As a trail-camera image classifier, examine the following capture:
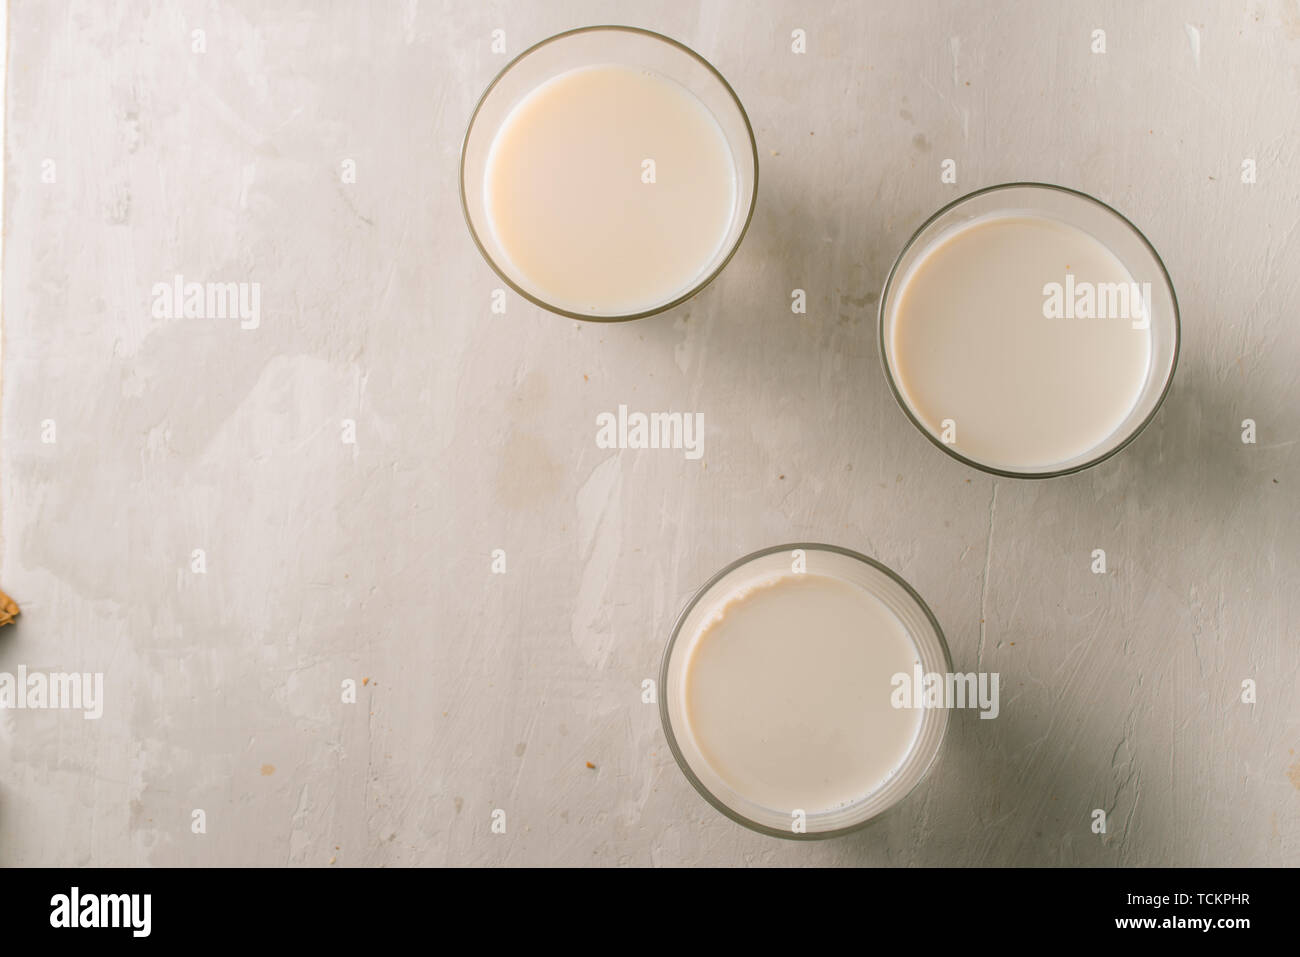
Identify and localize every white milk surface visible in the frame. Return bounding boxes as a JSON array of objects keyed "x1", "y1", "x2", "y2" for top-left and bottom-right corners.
[
  {"x1": 484, "y1": 64, "x2": 737, "y2": 315},
  {"x1": 891, "y1": 215, "x2": 1153, "y2": 470},
  {"x1": 683, "y1": 573, "x2": 923, "y2": 814}
]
